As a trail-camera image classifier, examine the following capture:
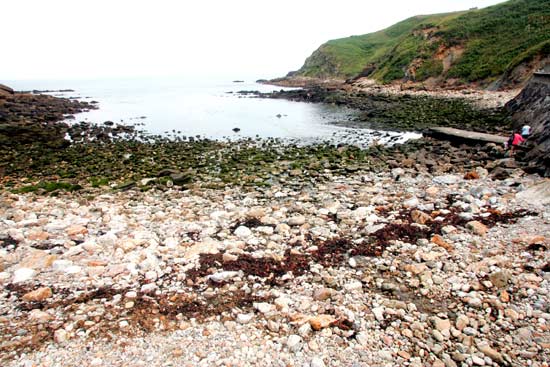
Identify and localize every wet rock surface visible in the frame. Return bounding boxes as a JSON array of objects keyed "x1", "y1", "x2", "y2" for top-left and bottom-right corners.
[
  {"x1": 0, "y1": 88, "x2": 96, "y2": 147},
  {"x1": 0, "y1": 133, "x2": 530, "y2": 195},
  {"x1": 253, "y1": 86, "x2": 513, "y2": 134}
]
